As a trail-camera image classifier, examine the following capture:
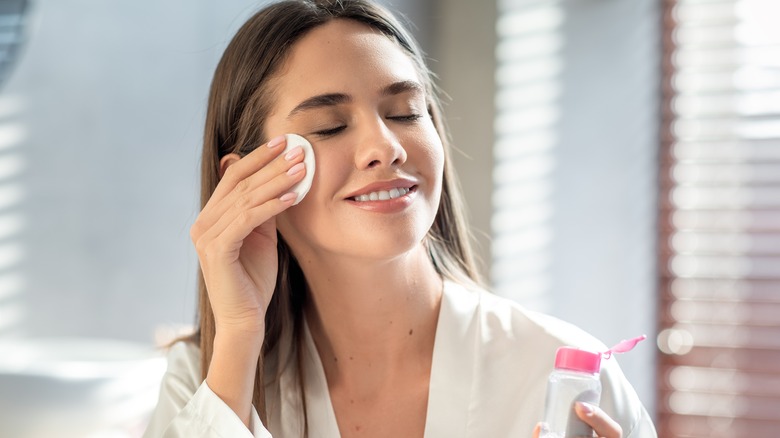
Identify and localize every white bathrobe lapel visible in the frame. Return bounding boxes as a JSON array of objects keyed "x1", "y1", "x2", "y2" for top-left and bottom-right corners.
[
  {"x1": 279, "y1": 281, "x2": 480, "y2": 437},
  {"x1": 423, "y1": 281, "x2": 480, "y2": 437}
]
